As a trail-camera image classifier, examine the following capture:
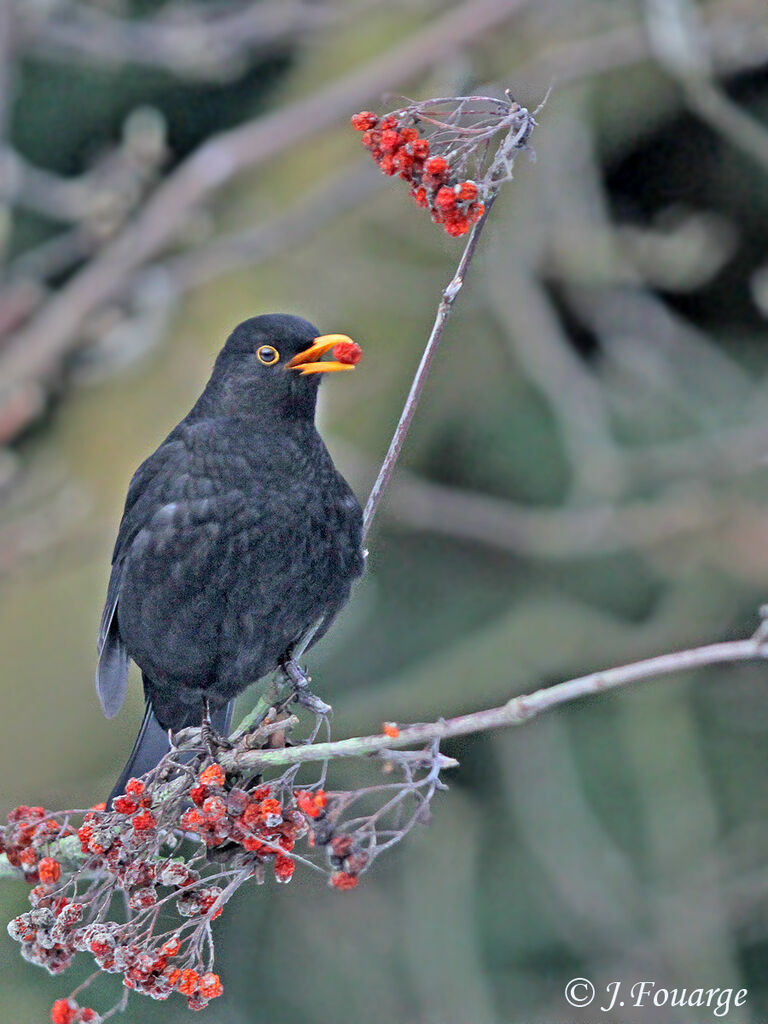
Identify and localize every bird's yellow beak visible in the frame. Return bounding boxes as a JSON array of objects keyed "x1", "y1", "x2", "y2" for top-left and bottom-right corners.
[{"x1": 287, "y1": 334, "x2": 357, "y2": 376}]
